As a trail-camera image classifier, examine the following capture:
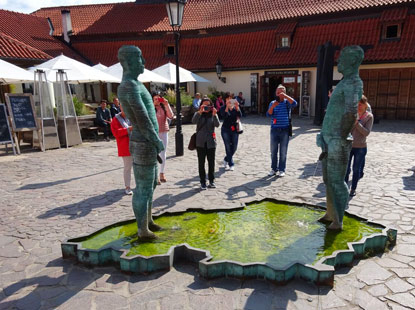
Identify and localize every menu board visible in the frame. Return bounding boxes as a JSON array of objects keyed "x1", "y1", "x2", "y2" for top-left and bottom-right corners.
[
  {"x1": 0, "y1": 104, "x2": 12, "y2": 143},
  {"x1": 5, "y1": 94, "x2": 37, "y2": 131}
]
